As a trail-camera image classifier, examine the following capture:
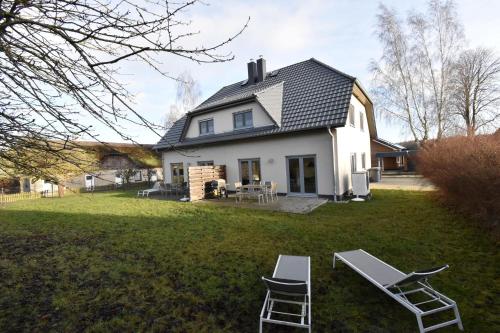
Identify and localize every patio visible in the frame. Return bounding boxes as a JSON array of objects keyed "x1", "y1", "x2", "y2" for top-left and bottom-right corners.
[
  {"x1": 203, "y1": 195, "x2": 329, "y2": 214},
  {"x1": 137, "y1": 178, "x2": 328, "y2": 214}
]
